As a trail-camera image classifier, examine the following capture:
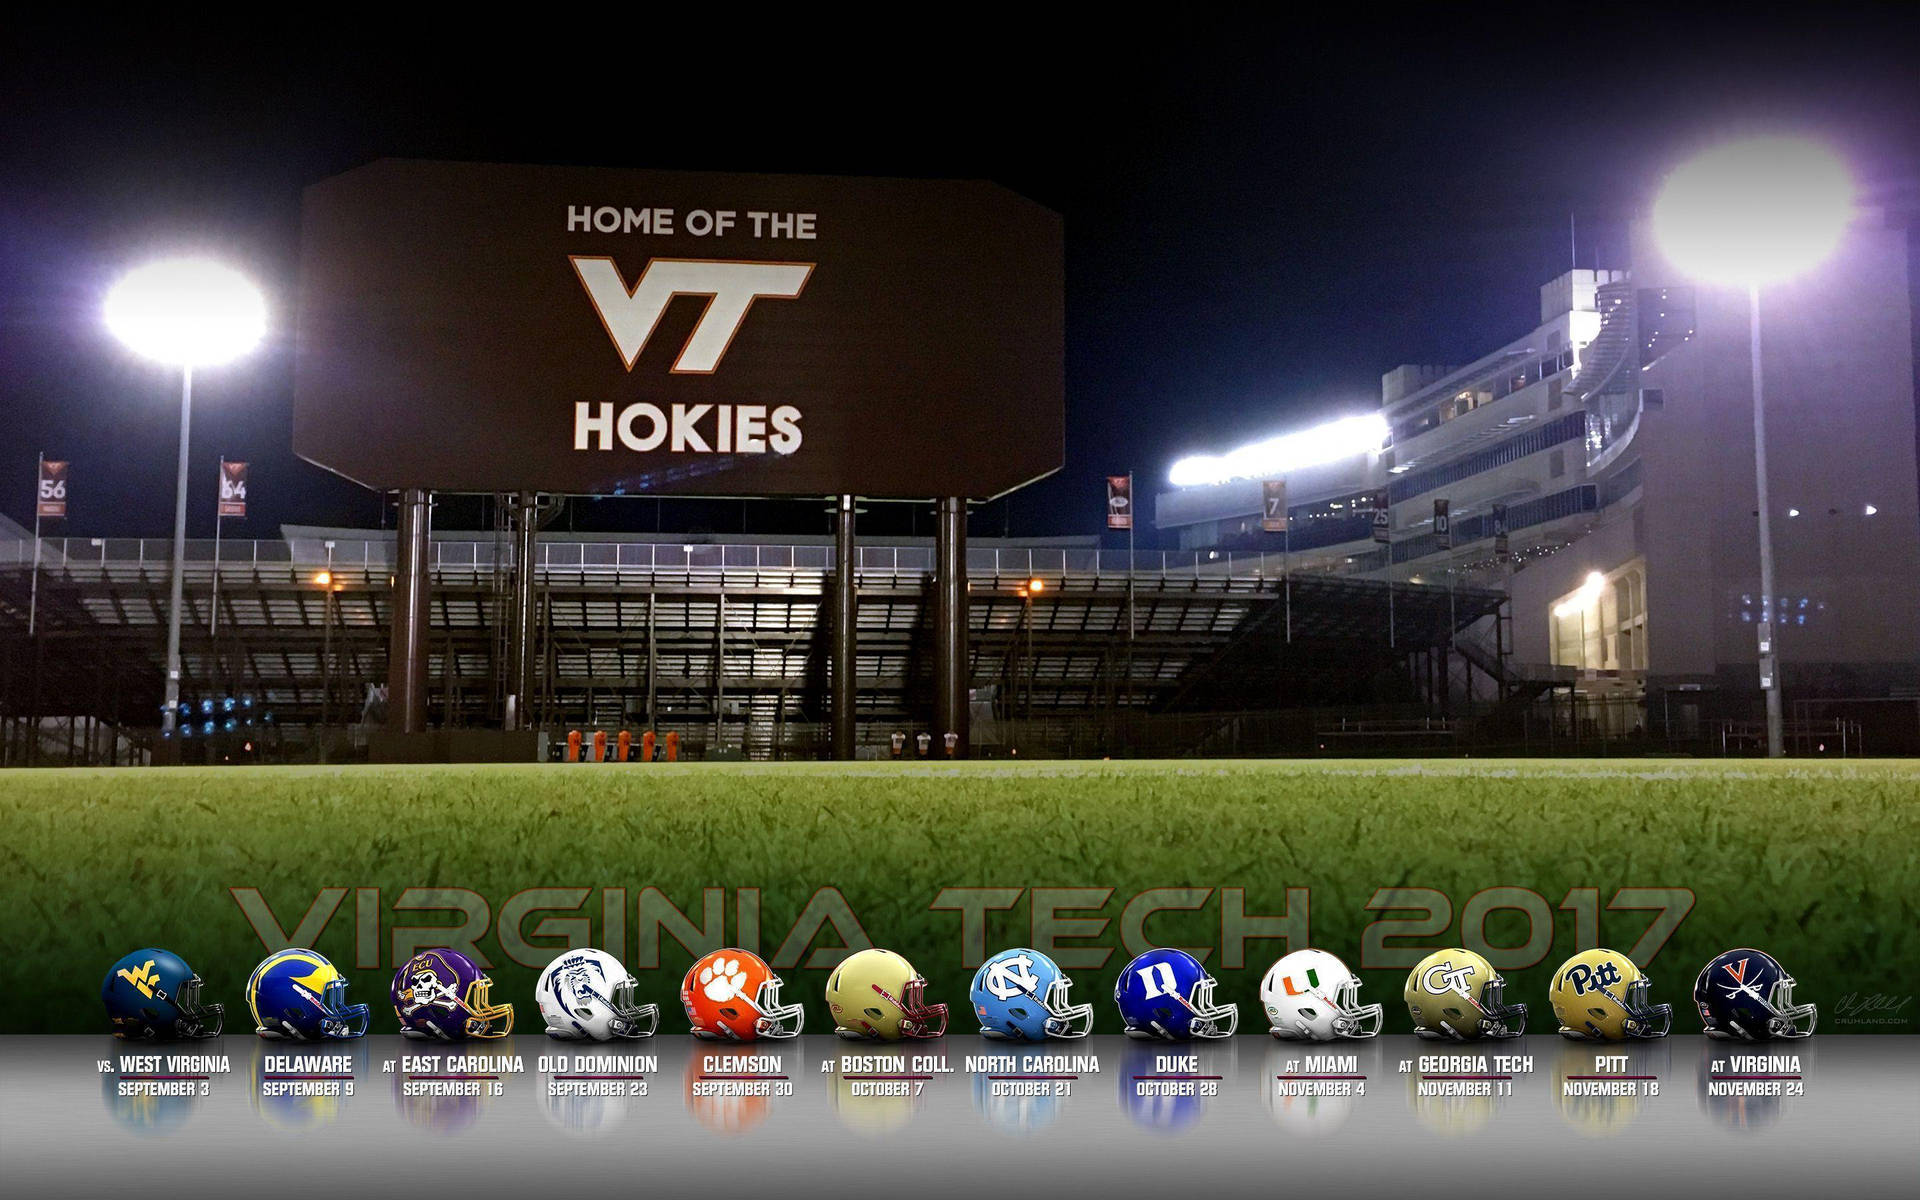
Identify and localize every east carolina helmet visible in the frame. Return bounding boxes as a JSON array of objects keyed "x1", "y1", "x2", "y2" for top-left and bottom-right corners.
[
  {"x1": 102, "y1": 948, "x2": 224, "y2": 1040},
  {"x1": 826, "y1": 948, "x2": 948, "y2": 1040},
  {"x1": 1114, "y1": 947, "x2": 1238, "y2": 1040},
  {"x1": 247, "y1": 948, "x2": 370, "y2": 1040},
  {"x1": 537, "y1": 948, "x2": 658, "y2": 1040},
  {"x1": 392, "y1": 947, "x2": 514, "y2": 1040},
  {"x1": 1404, "y1": 948, "x2": 1526, "y2": 1040},
  {"x1": 681, "y1": 948, "x2": 804, "y2": 1040},
  {"x1": 1262, "y1": 948, "x2": 1381, "y2": 1040},
  {"x1": 1548, "y1": 947, "x2": 1671, "y2": 1040},
  {"x1": 970, "y1": 947, "x2": 1093, "y2": 1040},
  {"x1": 1694, "y1": 948, "x2": 1815, "y2": 1041}
]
